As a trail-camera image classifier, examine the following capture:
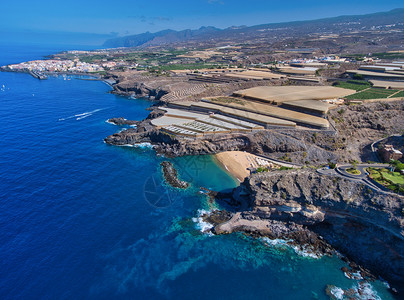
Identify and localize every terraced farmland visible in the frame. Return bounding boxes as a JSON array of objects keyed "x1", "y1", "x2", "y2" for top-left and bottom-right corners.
[
  {"x1": 161, "y1": 83, "x2": 208, "y2": 102},
  {"x1": 155, "y1": 106, "x2": 264, "y2": 137},
  {"x1": 345, "y1": 88, "x2": 399, "y2": 100},
  {"x1": 333, "y1": 80, "x2": 371, "y2": 91}
]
